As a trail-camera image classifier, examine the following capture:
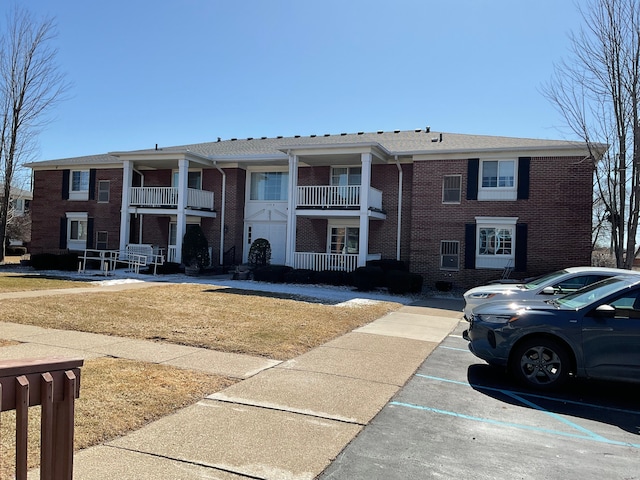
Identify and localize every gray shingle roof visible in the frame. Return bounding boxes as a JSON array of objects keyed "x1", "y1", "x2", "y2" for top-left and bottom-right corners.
[{"x1": 27, "y1": 130, "x2": 589, "y2": 168}]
